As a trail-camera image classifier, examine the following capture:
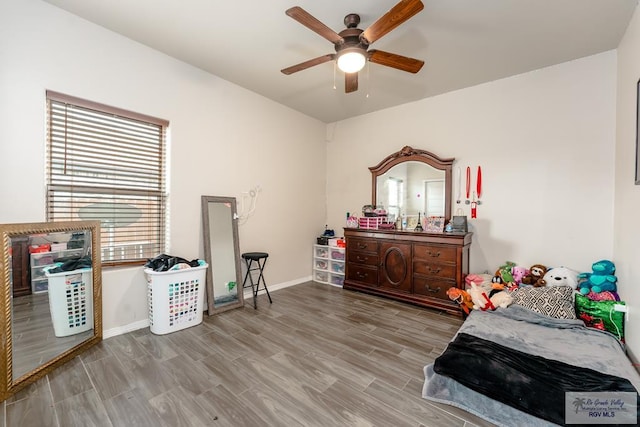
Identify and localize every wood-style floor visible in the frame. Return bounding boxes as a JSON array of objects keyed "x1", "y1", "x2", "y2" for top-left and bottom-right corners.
[
  {"x1": 12, "y1": 292, "x2": 94, "y2": 380},
  {"x1": 2, "y1": 282, "x2": 495, "y2": 427}
]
